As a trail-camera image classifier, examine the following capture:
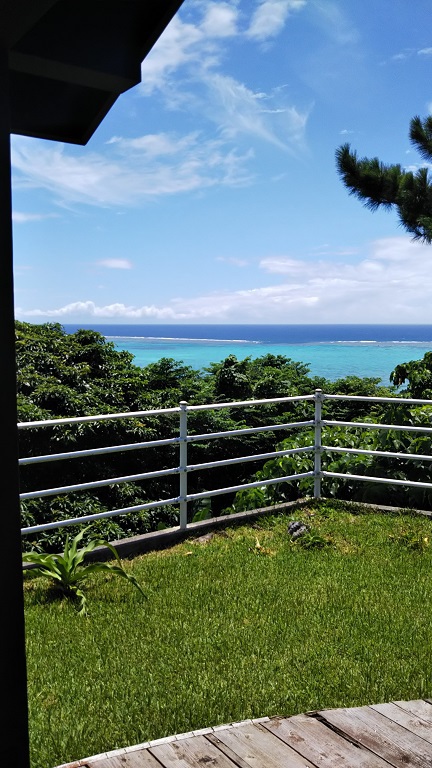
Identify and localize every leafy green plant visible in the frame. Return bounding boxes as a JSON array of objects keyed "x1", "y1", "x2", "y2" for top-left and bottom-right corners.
[
  {"x1": 292, "y1": 530, "x2": 333, "y2": 549},
  {"x1": 191, "y1": 499, "x2": 213, "y2": 523},
  {"x1": 22, "y1": 526, "x2": 146, "y2": 615}
]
